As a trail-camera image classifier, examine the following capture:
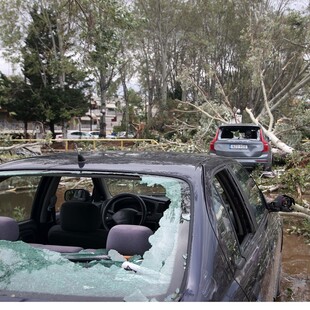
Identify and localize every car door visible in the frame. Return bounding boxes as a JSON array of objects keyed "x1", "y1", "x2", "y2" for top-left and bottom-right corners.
[
  {"x1": 228, "y1": 162, "x2": 282, "y2": 300},
  {"x1": 209, "y1": 163, "x2": 281, "y2": 301}
]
